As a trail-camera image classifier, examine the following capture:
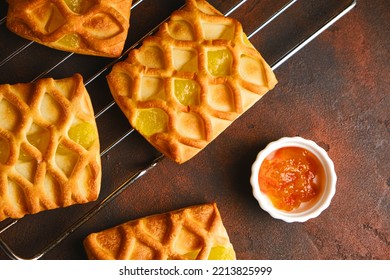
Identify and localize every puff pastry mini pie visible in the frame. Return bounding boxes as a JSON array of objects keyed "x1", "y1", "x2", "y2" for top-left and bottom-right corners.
[
  {"x1": 0, "y1": 74, "x2": 101, "y2": 221},
  {"x1": 6, "y1": 0, "x2": 133, "y2": 57},
  {"x1": 107, "y1": 0, "x2": 278, "y2": 163},
  {"x1": 83, "y1": 203, "x2": 236, "y2": 260}
]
